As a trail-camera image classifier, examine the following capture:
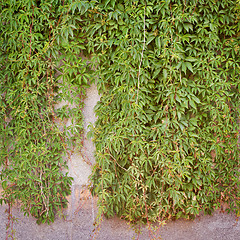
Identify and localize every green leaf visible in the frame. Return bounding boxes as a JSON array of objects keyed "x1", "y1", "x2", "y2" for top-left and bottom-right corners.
[
  {"x1": 186, "y1": 62, "x2": 193, "y2": 73},
  {"x1": 2, "y1": 181, "x2": 7, "y2": 190},
  {"x1": 163, "y1": 69, "x2": 168, "y2": 79},
  {"x1": 146, "y1": 35, "x2": 155, "y2": 45},
  {"x1": 182, "y1": 62, "x2": 187, "y2": 74},
  {"x1": 185, "y1": 57, "x2": 197, "y2": 62}
]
